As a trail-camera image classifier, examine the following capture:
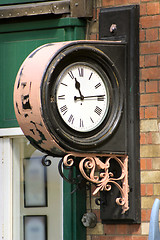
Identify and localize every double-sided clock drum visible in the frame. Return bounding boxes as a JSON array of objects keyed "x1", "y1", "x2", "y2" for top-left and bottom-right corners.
[{"x1": 14, "y1": 41, "x2": 125, "y2": 156}]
